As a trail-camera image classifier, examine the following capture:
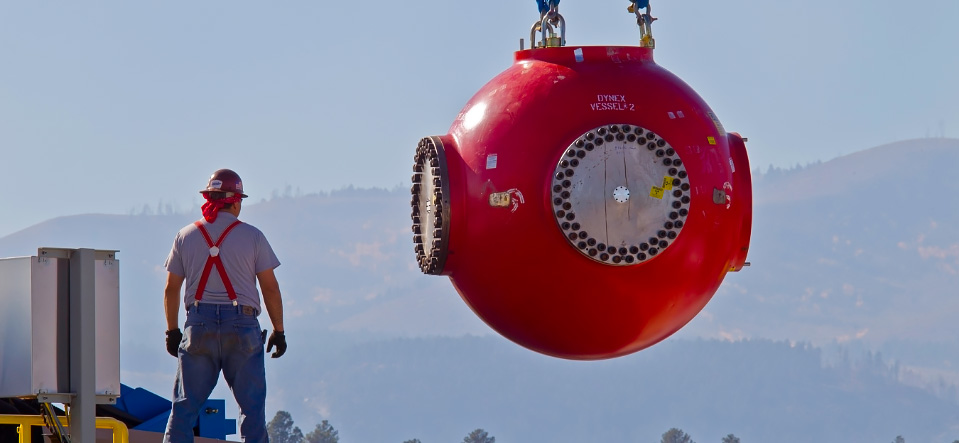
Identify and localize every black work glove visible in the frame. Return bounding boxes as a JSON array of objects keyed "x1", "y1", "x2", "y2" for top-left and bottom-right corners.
[
  {"x1": 166, "y1": 328, "x2": 183, "y2": 357},
  {"x1": 266, "y1": 330, "x2": 287, "y2": 358}
]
